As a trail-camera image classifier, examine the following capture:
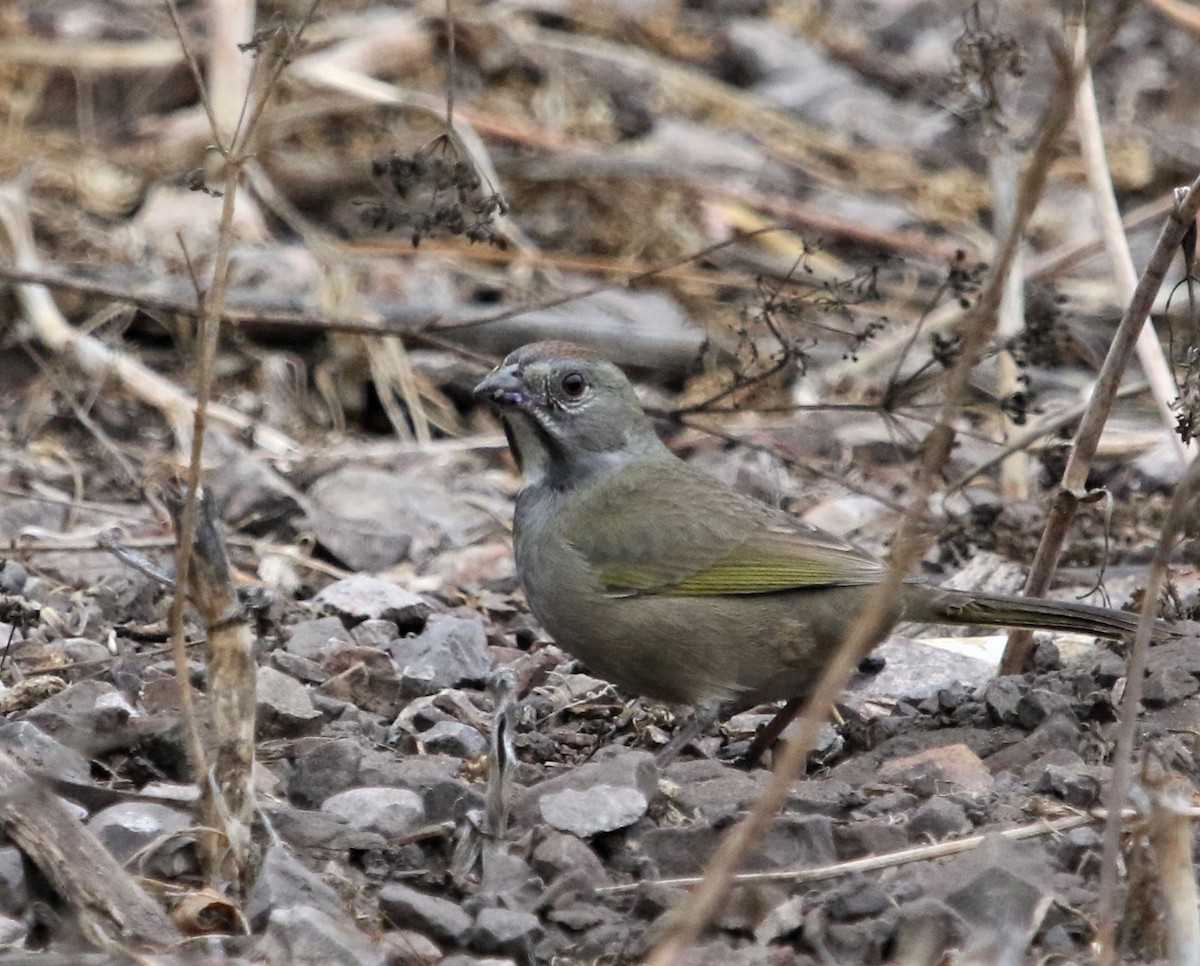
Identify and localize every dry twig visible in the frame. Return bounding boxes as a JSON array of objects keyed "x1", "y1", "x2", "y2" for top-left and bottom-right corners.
[{"x1": 1002, "y1": 173, "x2": 1200, "y2": 673}]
